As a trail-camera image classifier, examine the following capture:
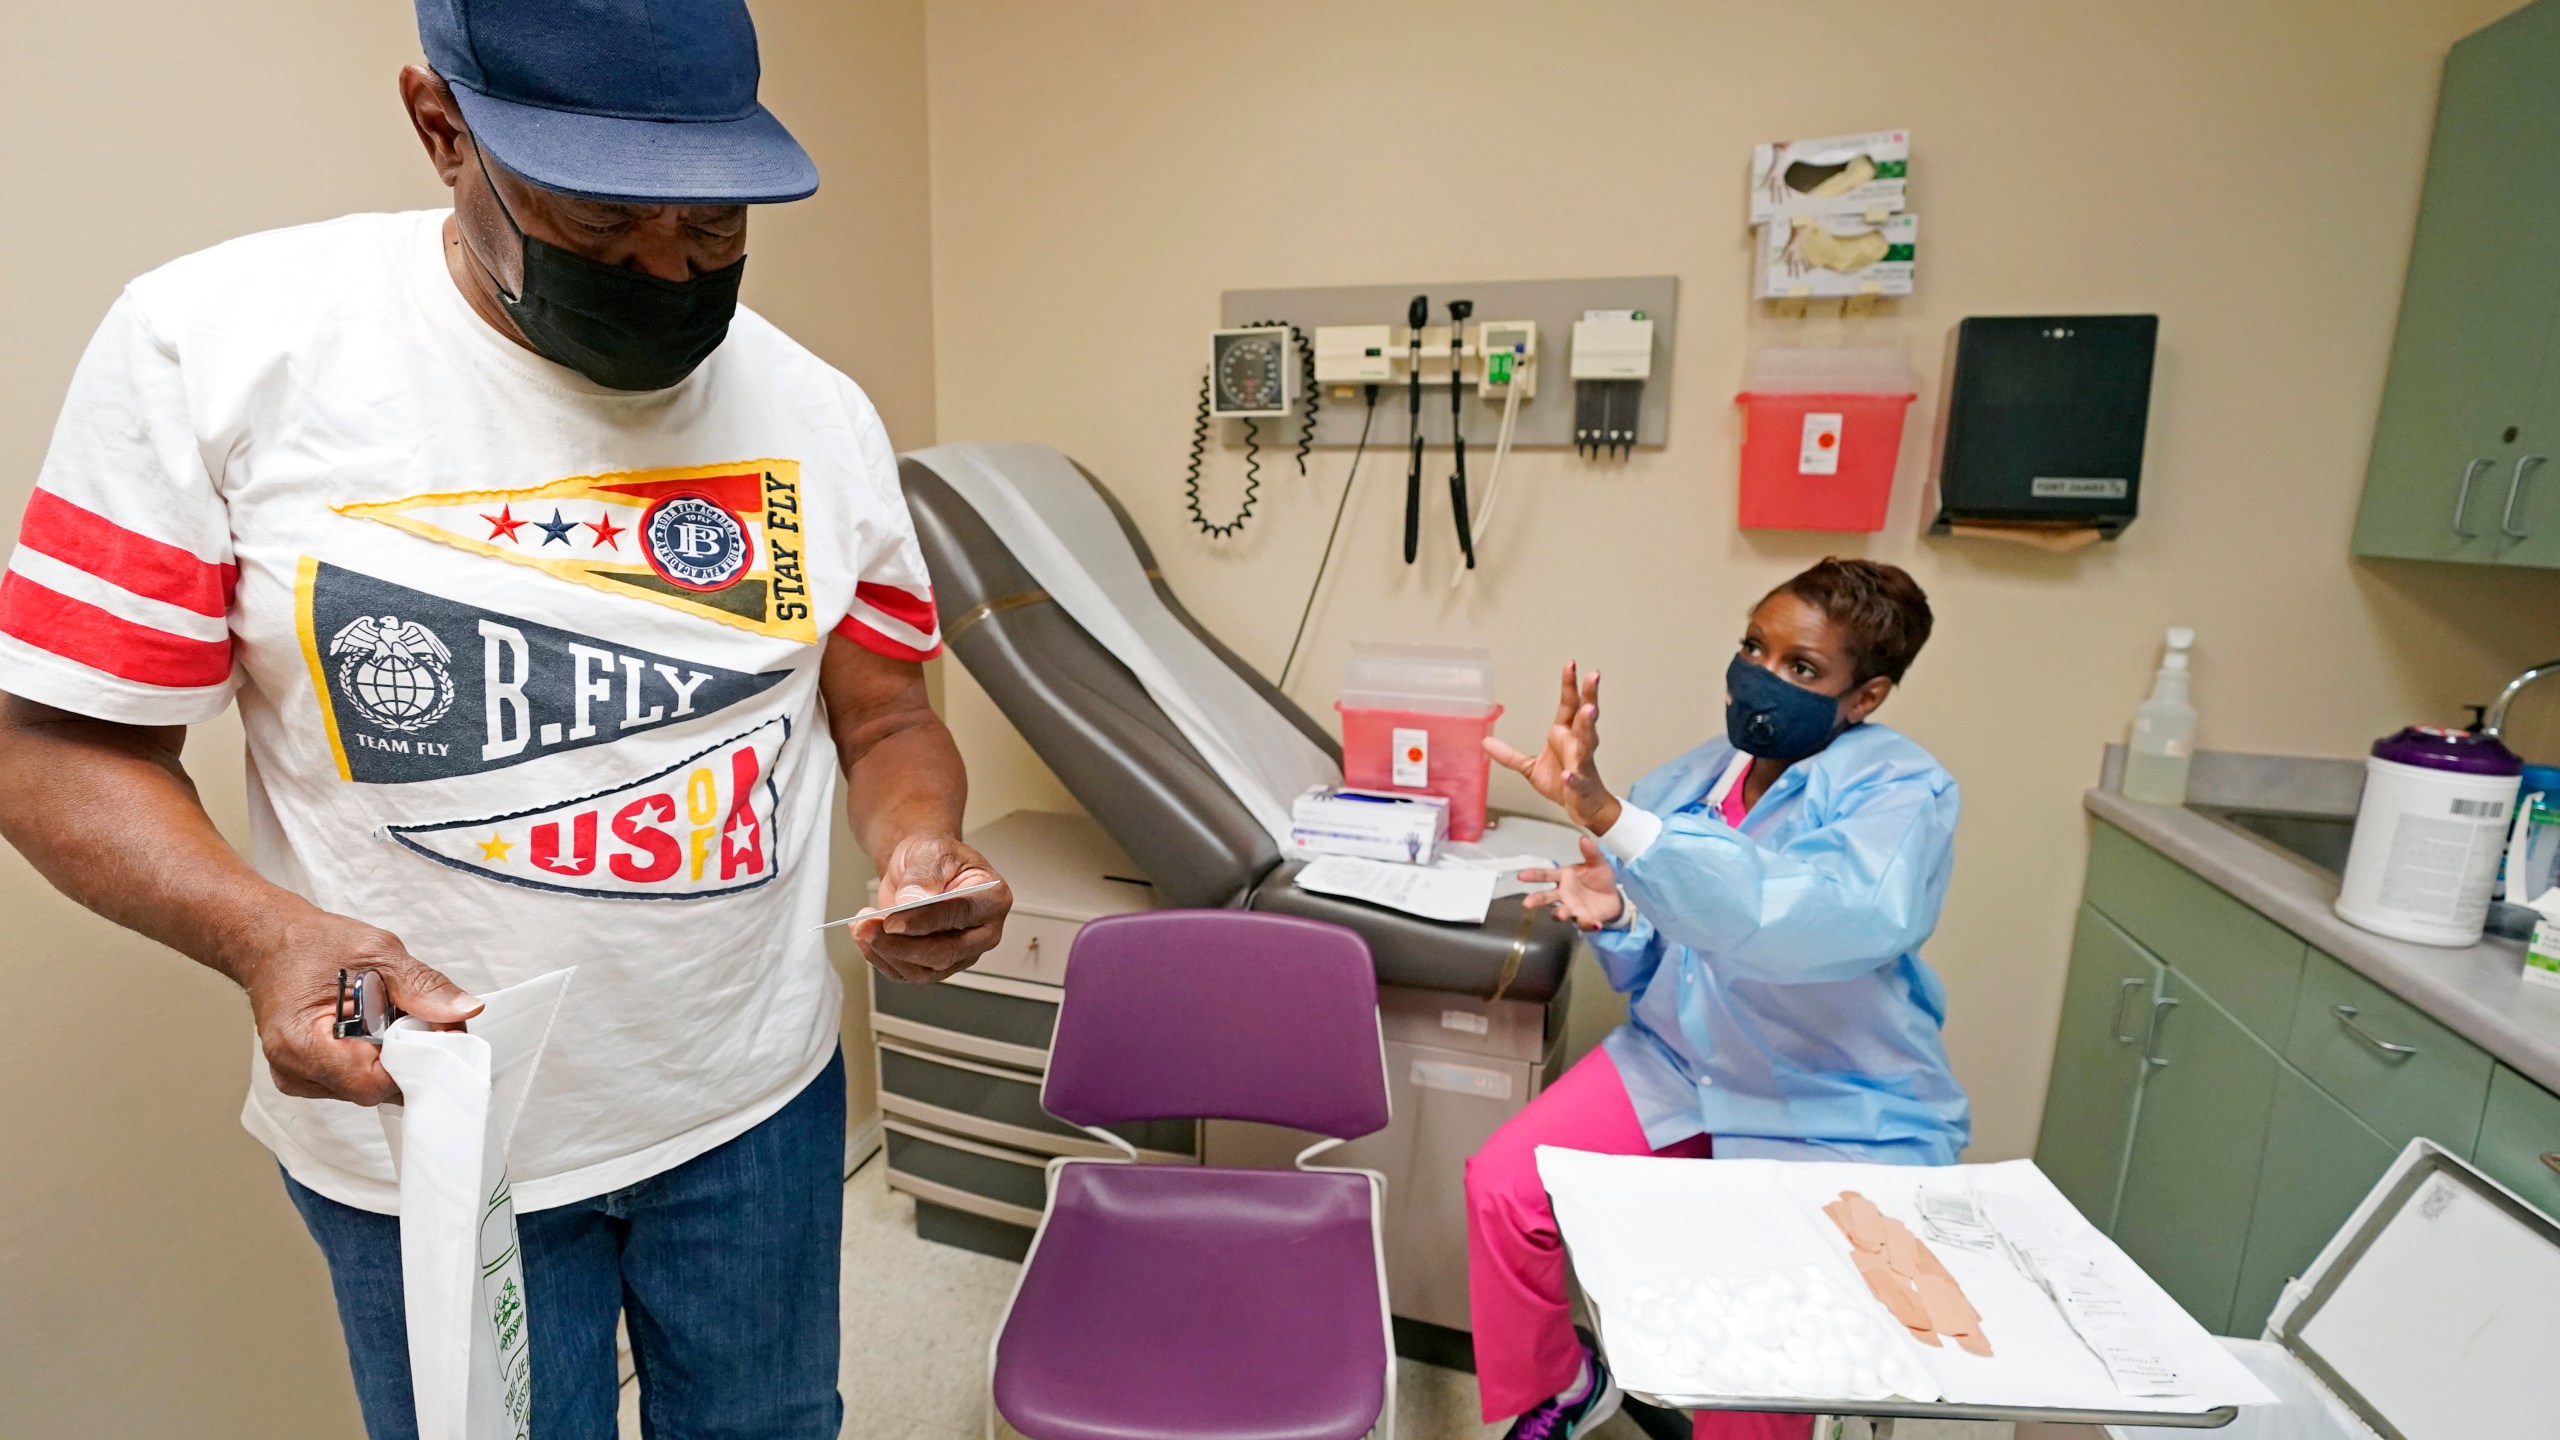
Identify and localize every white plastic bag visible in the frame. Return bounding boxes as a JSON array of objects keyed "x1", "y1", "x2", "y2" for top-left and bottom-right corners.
[{"x1": 377, "y1": 969, "x2": 574, "y2": 1440}]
